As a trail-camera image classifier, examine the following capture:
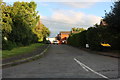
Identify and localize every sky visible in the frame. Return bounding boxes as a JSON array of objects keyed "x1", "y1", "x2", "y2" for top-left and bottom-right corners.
[{"x1": 3, "y1": 0, "x2": 115, "y2": 37}]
